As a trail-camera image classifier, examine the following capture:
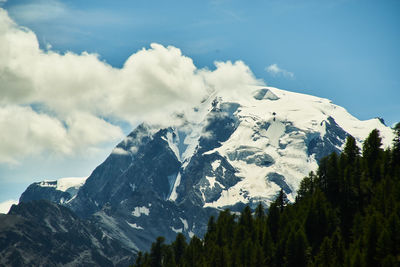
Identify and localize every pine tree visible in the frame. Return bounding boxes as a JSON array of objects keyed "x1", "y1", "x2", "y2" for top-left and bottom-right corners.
[
  {"x1": 163, "y1": 246, "x2": 176, "y2": 267},
  {"x1": 262, "y1": 226, "x2": 275, "y2": 266},
  {"x1": 267, "y1": 202, "x2": 280, "y2": 243},
  {"x1": 387, "y1": 212, "x2": 400, "y2": 255},
  {"x1": 255, "y1": 203, "x2": 265, "y2": 220},
  {"x1": 314, "y1": 236, "x2": 332, "y2": 267},
  {"x1": 285, "y1": 229, "x2": 308, "y2": 267},
  {"x1": 364, "y1": 214, "x2": 380, "y2": 267},
  {"x1": 391, "y1": 122, "x2": 400, "y2": 180},
  {"x1": 255, "y1": 203, "x2": 265, "y2": 245},
  {"x1": 183, "y1": 236, "x2": 203, "y2": 267},
  {"x1": 343, "y1": 135, "x2": 360, "y2": 164},
  {"x1": 376, "y1": 228, "x2": 391, "y2": 262},
  {"x1": 330, "y1": 229, "x2": 345, "y2": 266},
  {"x1": 150, "y1": 236, "x2": 166, "y2": 267},
  {"x1": 204, "y1": 216, "x2": 217, "y2": 245},
  {"x1": 392, "y1": 123, "x2": 400, "y2": 164},
  {"x1": 362, "y1": 129, "x2": 383, "y2": 182},
  {"x1": 326, "y1": 152, "x2": 340, "y2": 205},
  {"x1": 239, "y1": 206, "x2": 253, "y2": 229},
  {"x1": 134, "y1": 251, "x2": 145, "y2": 267},
  {"x1": 297, "y1": 171, "x2": 316, "y2": 200},
  {"x1": 305, "y1": 190, "x2": 331, "y2": 251},
  {"x1": 350, "y1": 249, "x2": 365, "y2": 267},
  {"x1": 172, "y1": 233, "x2": 186, "y2": 266},
  {"x1": 276, "y1": 189, "x2": 289, "y2": 212}
]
